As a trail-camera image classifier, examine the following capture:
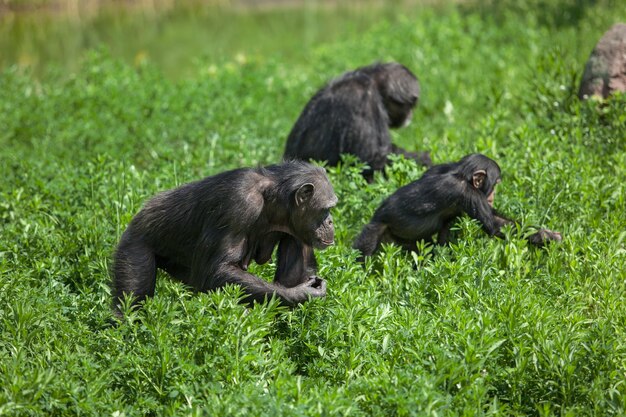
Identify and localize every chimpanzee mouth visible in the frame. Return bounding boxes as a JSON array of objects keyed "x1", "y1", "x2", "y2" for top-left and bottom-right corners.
[{"x1": 318, "y1": 238, "x2": 335, "y2": 247}]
